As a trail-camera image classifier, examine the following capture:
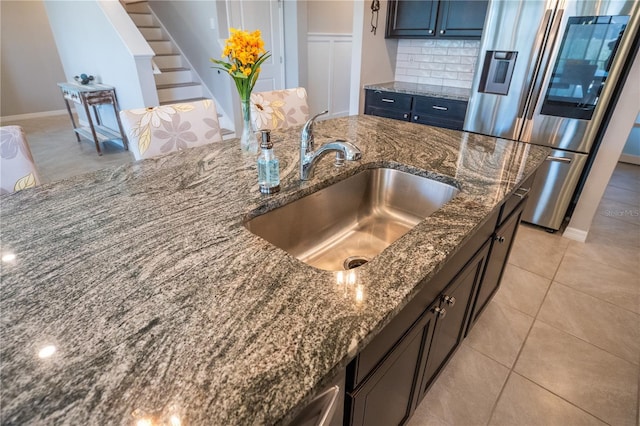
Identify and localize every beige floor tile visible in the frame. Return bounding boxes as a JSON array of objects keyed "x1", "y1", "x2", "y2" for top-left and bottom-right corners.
[
  {"x1": 603, "y1": 184, "x2": 640, "y2": 209},
  {"x1": 555, "y1": 249, "x2": 640, "y2": 314},
  {"x1": 564, "y1": 239, "x2": 640, "y2": 278},
  {"x1": 588, "y1": 214, "x2": 640, "y2": 250},
  {"x1": 407, "y1": 410, "x2": 452, "y2": 426},
  {"x1": 492, "y1": 264, "x2": 551, "y2": 317},
  {"x1": 538, "y1": 282, "x2": 640, "y2": 365},
  {"x1": 414, "y1": 344, "x2": 509, "y2": 426},
  {"x1": 596, "y1": 197, "x2": 640, "y2": 226},
  {"x1": 514, "y1": 321, "x2": 638, "y2": 426},
  {"x1": 508, "y1": 224, "x2": 570, "y2": 279},
  {"x1": 465, "y1": 300, "x2": 534, "y2": 368},
  {"x1": 489, "y1": 373, "x2": 607, "y2": 426}
]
